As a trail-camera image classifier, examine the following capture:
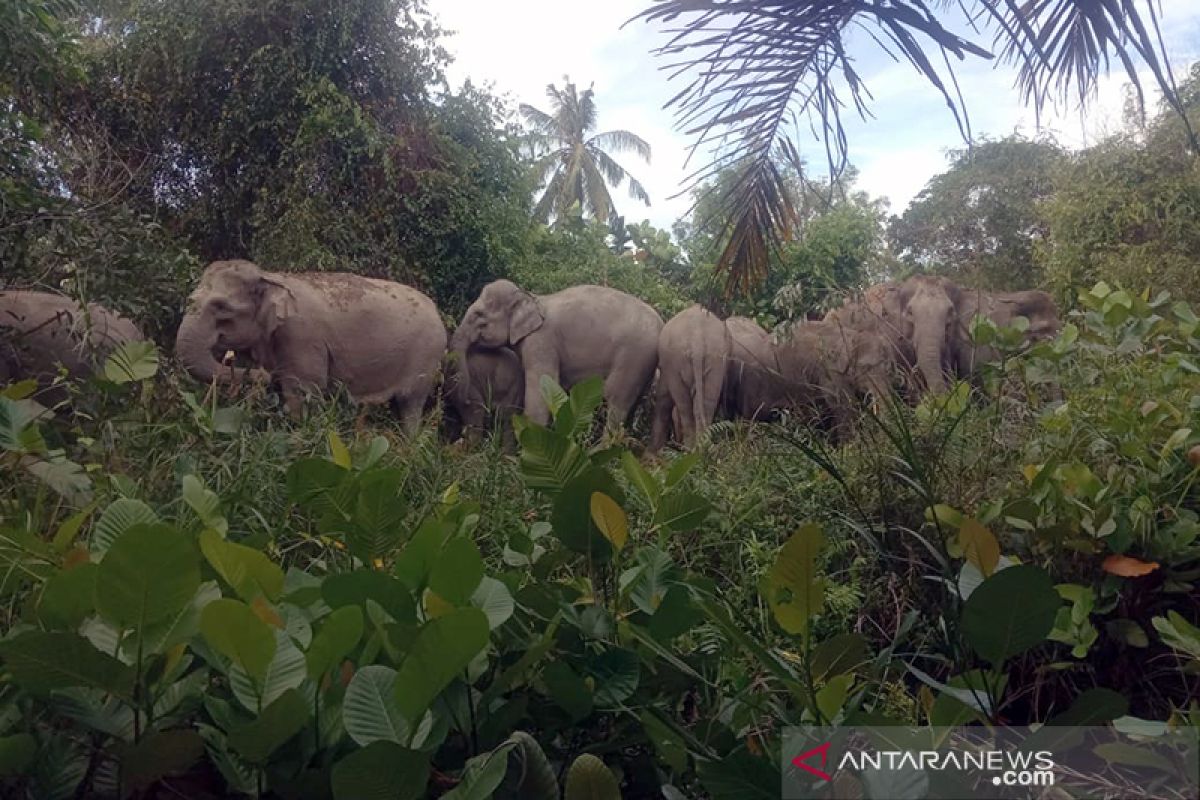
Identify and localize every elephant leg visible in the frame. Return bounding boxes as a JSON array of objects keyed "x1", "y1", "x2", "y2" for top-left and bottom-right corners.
[
  {"x1": 521, "y1": 362, "x2": 558, "y2": 427},
  {"x1": 648, "y1": 379, "x2": 673, "y2": 453},
  {"x1": 603, "y1": 349, "x2": 658, "y2": 435}
]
